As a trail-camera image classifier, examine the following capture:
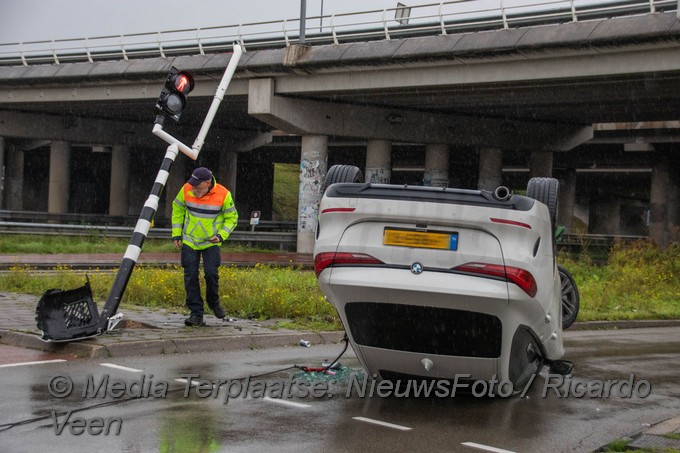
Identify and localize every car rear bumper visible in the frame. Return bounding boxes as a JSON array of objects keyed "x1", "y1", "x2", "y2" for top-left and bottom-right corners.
[{"x1": 319, "y1": 267, "x2": 563, "y2": 385}]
